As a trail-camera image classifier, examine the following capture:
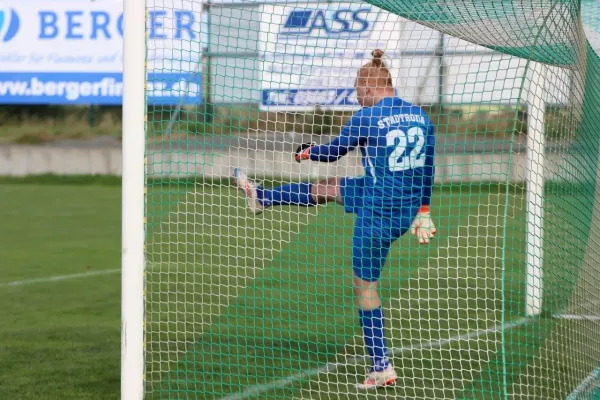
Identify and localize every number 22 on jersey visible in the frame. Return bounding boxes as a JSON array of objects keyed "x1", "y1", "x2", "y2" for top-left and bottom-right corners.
[{"x1": 386, "y1": 127, "x2": 426, "y2": 172}]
